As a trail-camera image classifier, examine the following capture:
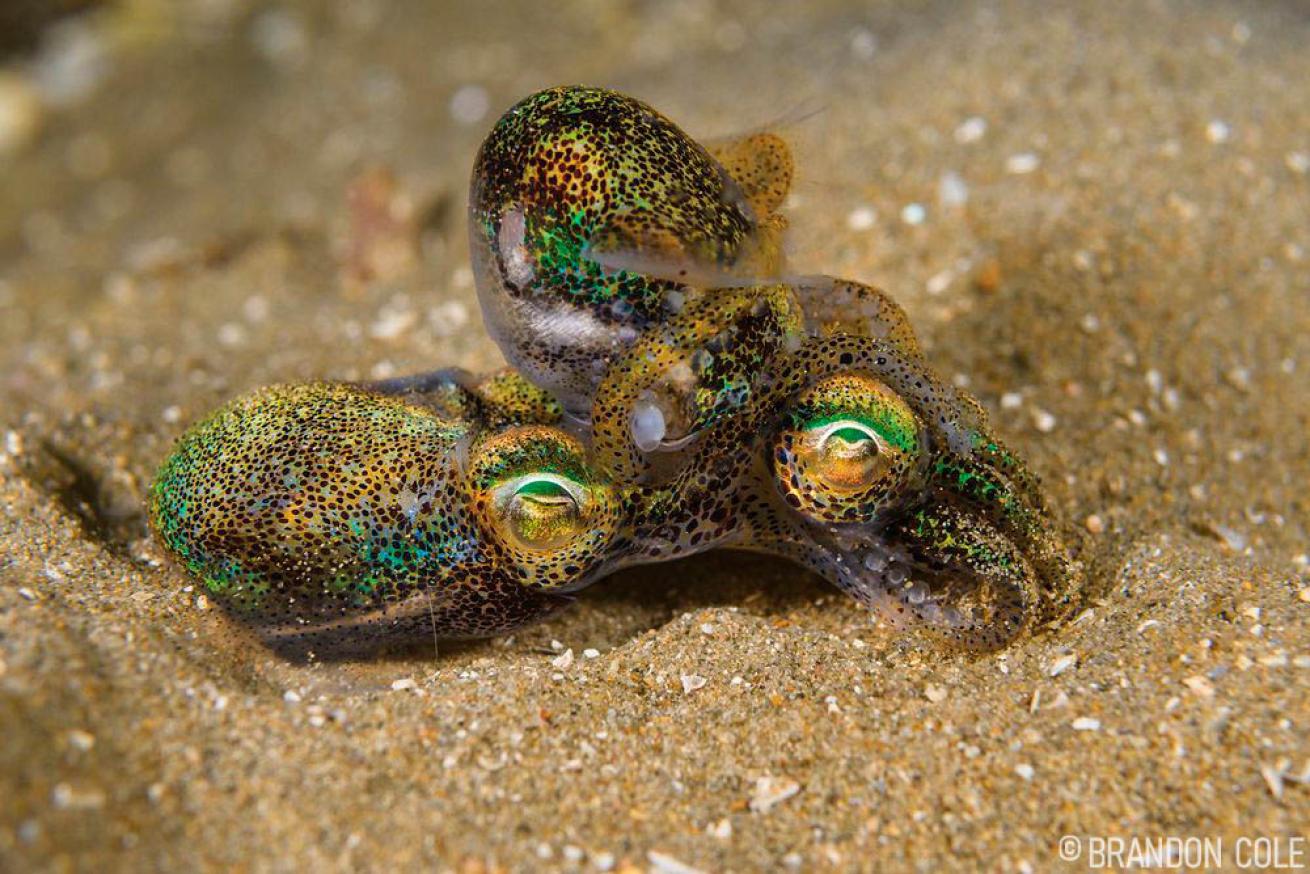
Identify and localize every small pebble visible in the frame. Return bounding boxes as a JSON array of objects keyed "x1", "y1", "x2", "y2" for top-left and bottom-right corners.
[
  {"x1": 647, "y1": 850, "x2": 705, "y2": 874},
  {"x1": 840, "y1": 24, "x2": 876, "y2": 57},
  {"x1": 52, "y1": 782, "x2": 106, "y2": 810},
  {"x1": 1005, "y1": 153, "x2": 1040, "y2": 174},
  {"x1": 1183, "y1": 675, "x2": 1215, "y2": 698},
  {"x1": 749, "y1": 775, "x2": 801, "y2": 813},
  {"x1": 1205, "y1": 119, "x2": 1231, "y2": 144},
  {"x1": 924, "y1": 684, "x2": 948, "y2": 703},
  {"x1": 583, "y1": 648, "x2": 600, "y2": 659},
  {"x1": 926, "y1": 270, "x2": 954, "y2": 295},
  {"x1": 390, "y1": 677, "x2": 417, "y2": 691},
  {"x1": 900, "y1": 203, "x2": 926, "y2": 225},
  {"x1": 954, "y1": 116, "x2": 987, "y2": 143},
  {"x1": 1084, "y1": 514, "x2": 1105, "y2": 534},
  {"x1": 846, "y1": 206, "x2": 877, "y2": 231},
  {"x1": 551, "y1": 648, "x2": 575, "y2": 670},
  {"x1": 680, "y1": 674, "x2": 707, "y2": 693},
  {"x1": 937, "y1": 171, "x2": 968, "y2": 207},
  {"x1": 1047, "y1": 654, "x2": 1077, "y2": 677},
  {"x1": 66, "y1": 730, "x2": 95, "y2": 752},
  {"x1": 1260, "y1": 764, "x2": 1284, "y2": 800},
  {"x1": 216, "y1": 322, "x2": 245, "y2": 347},
  {"x1": 1032, "y1": 409, "x2": 1057, "y2": 433},
  {"x1": 1071, "y1": 717, "x2": 1101, "y2": 731},
  {"x1": 369, "y1": 308, "x2": 417, "y2": 341},
  {"x1": 1014, "y1": 763, "x2": 1035, "y2": 781}
]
